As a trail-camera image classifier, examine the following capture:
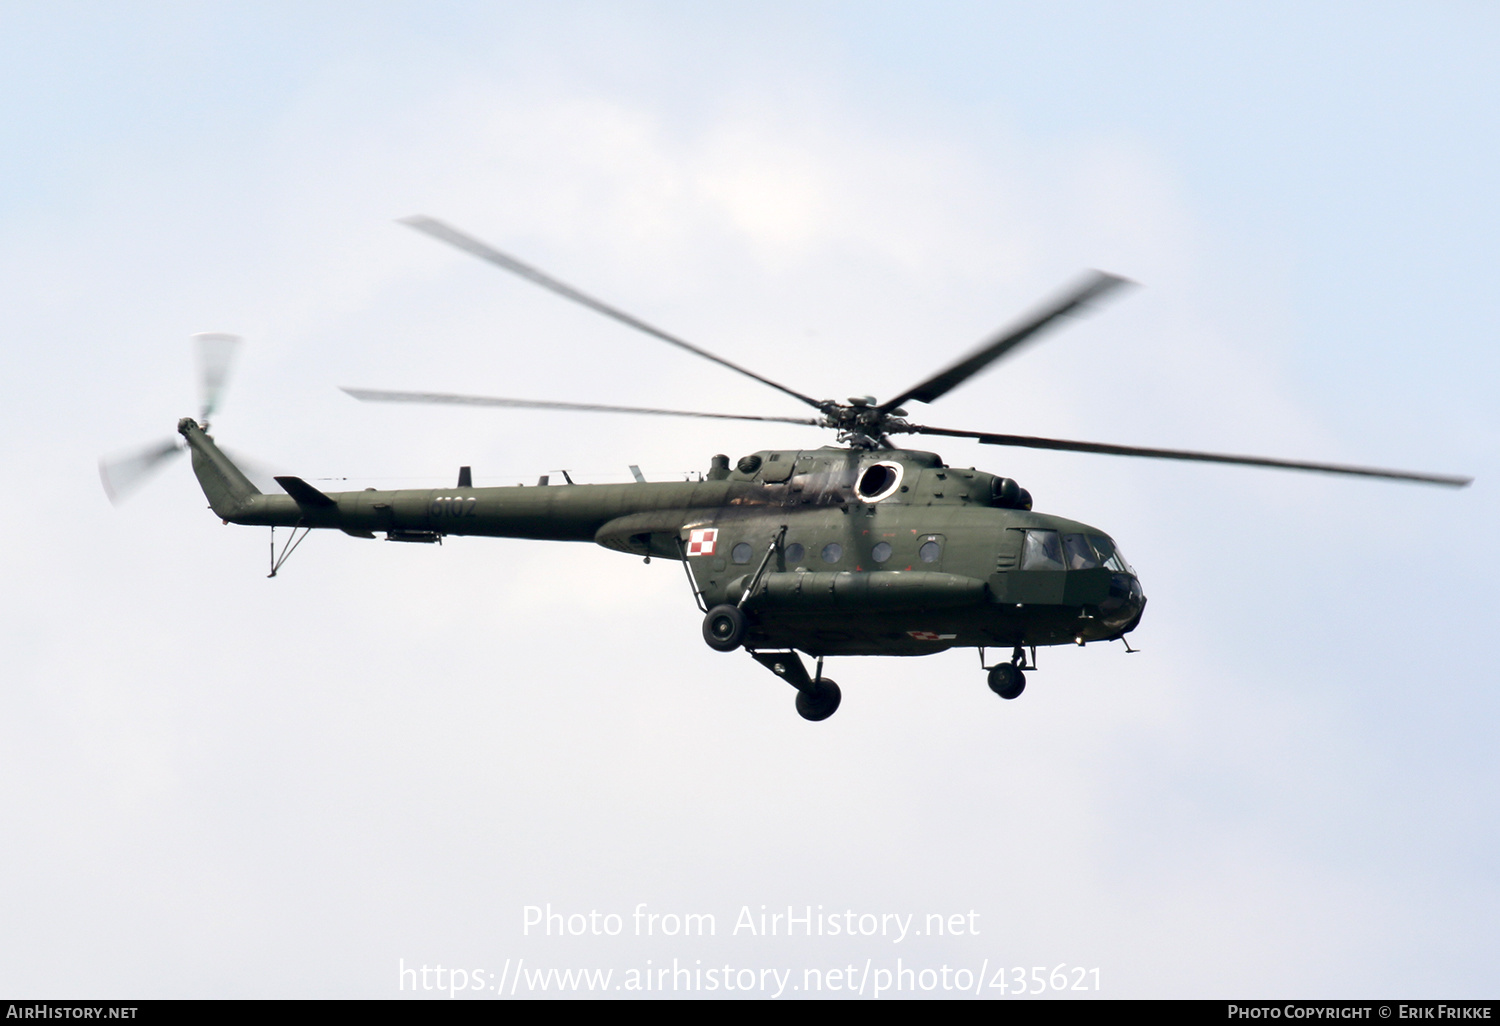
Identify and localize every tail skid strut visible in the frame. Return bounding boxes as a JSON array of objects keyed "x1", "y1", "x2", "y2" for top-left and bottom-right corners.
[{"x1": 268, "y1": 524, "x2": 312, "y2": 578}]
